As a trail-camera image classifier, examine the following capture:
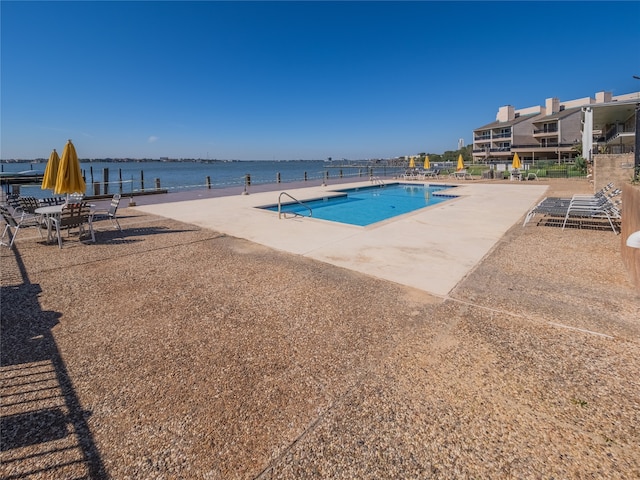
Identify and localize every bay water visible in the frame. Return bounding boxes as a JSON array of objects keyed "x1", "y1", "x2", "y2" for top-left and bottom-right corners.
[{"x1": 2, "y1": 160, "x2": 405, "y2": 199}]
